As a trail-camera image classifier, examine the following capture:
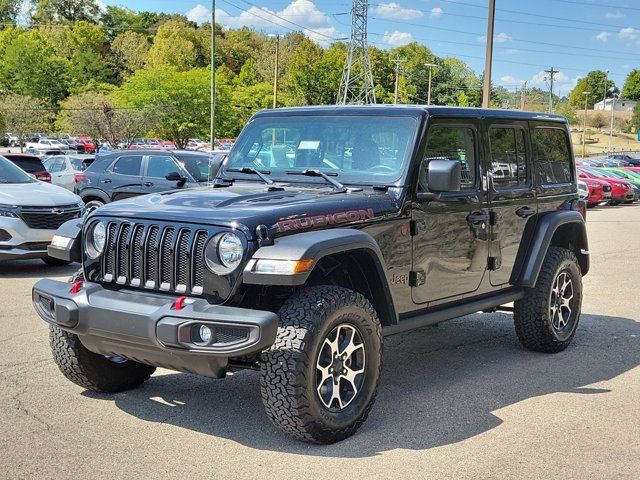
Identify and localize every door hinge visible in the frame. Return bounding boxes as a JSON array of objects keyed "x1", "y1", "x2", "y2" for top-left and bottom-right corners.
[
  {"x1": 488, "y1": 256, "x2": 502, "y2": 271},
  {"x1": 410, "y1": 219, "x2": 427, "y2": 236},
  {"x1": 409, "y1": 270, "x2": 426, "y2": 287}
]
